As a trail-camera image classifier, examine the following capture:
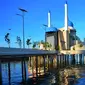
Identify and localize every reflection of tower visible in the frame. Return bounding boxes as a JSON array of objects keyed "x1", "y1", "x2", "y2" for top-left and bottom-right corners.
[{"x1": 48, "y1": 11, "x2": 51, "y2": 28}]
